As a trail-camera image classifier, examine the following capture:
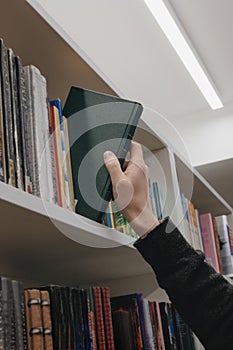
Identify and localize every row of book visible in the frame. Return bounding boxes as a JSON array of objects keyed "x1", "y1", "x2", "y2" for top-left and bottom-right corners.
[
  {"x1": 104, "y1": 179, "x2": 163, "y2": 239},
  {"x1": 0, "y1": 38, "x2": 75, "y2": 210},
  {"x1": 0, "y1": 276, "x2": 203, "y2": 350},
  {"x1": 180, "y1": 193, "x2": 233, "y2": 275}
]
